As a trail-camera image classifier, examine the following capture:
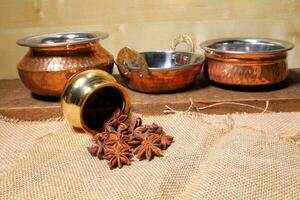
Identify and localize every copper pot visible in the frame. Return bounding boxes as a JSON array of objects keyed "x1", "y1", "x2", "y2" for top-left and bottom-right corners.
[
  {"x1": 17, "y1": 32, "x2": 114, "y2": 96},
  {"x1": 200, "y1": 38, "x2": 294, "y2": 86},
  {"x1": 61, "y1": 70, "x2": 131, "y2": 135},
  {"x1": 116, "y1": 35, "x2": 204, "y2": 93}
]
